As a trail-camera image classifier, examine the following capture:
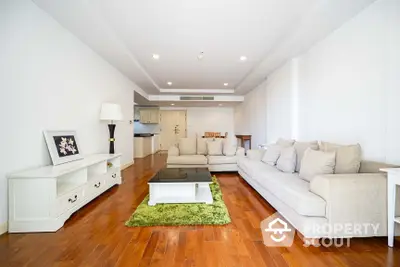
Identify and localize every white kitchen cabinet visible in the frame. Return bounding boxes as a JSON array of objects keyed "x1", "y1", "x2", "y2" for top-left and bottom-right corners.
[
  {"x1": 151, "y1": 135, "x2": 160, "y2": 153},
  {"x1": 134, "y1": 137, "x2": 153, "y2": 158},
  {"x1": 140, "y1": 108, "x2": 159, "y2": 124}
]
